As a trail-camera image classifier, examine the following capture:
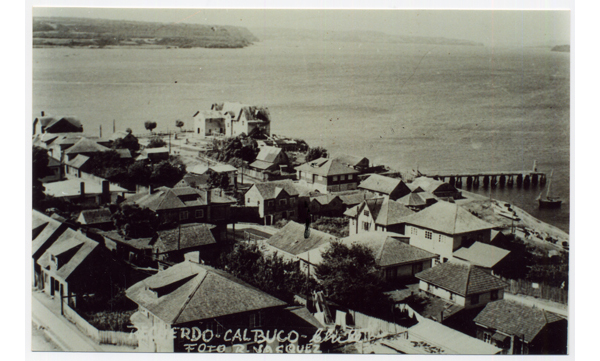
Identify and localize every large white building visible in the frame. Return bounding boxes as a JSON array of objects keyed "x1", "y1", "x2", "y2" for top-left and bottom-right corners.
[{"x1": 192, "y1": 102, "x2": 271, "y2": 139}]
